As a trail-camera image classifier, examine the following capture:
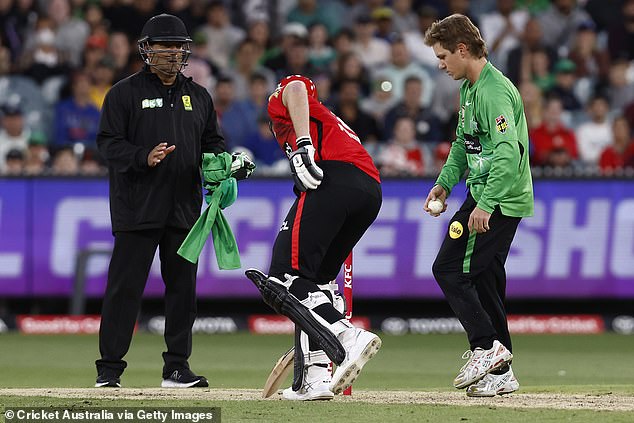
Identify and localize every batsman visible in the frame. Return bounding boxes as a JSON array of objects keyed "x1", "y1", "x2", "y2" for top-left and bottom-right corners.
[{"x1": 245, "y1": 75, "x2": 382, "y2": 400}]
